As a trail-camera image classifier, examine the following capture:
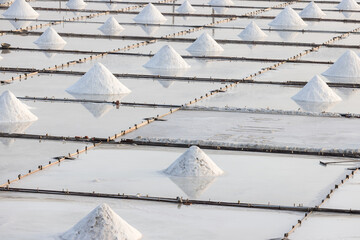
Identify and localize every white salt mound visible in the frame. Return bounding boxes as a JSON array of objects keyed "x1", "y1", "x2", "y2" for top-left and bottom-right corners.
[
  {"x1": 239, "y1": 21, "x2": 267, "y2": 41},
  {"x1": 133, "y1": 3, "x2": 167, "y2": 24},
  {"x1": 292, "y1": 75, "x2": 342, "y2": 102},
  {"x1": 34, "y1": 27, "x2": 66, "y2": 46},
  {"x1": 66, "y1": 0, "x2": 87, "y2": 9},
  {"x1": 60, "y1": 203, "x2": 142, "y2": 240},
  {"x1": 0, "y1": 90, "x2": 38, "y2": 123},
  {"x1": 3, "y1": 0, "x2": 39, "y2": 19},
  {"x1": 144, "y1": 45, "x2": 190, "y2": 69},
  {"x1": 99, "y1": 17, "x2": 124, "y2": 34},
  {"x1": 186, "y1": 32, "x2": 224, "y2": 54},
  {"x1": 209, "y1": 0, "x2": 234, "y2": 6},
  {"x1": 66, "y1": 63, "x2": 131, "y2": 95},
  {"x1": 299, "y1": 1, "x2": 326, "y2": 18},
  {"x1": 176, "y1": 0, "x2": 196, "y2": 13},
  {"x1": 269, "y1": 6, "x2": 307, "y2": 27},
  {"x1": 322, "y1": 50, "x2": 360, "y2": 78},
  {"x1": 336, "y1": 0, "x2": 360, "y2": 10},
  {"x1": 164, "y1": 146, "x2": 224, "y2": 177}
]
